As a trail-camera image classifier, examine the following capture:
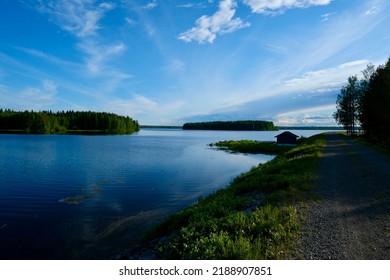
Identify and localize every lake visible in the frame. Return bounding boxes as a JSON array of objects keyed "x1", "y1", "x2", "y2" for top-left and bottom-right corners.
[{"x1": 0, "y1": 128, "x2": 330, "y2": 259}]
